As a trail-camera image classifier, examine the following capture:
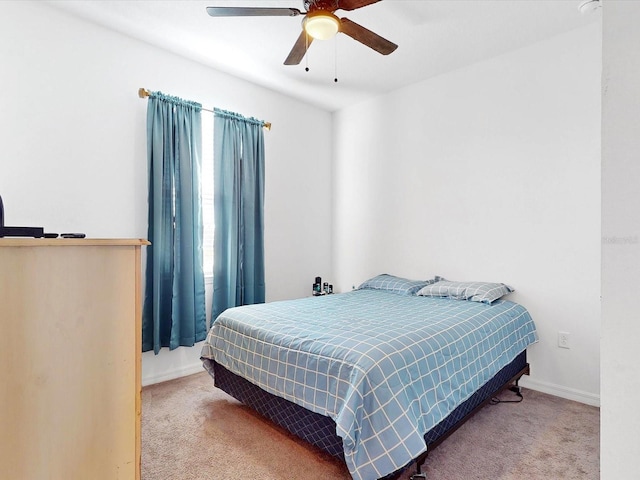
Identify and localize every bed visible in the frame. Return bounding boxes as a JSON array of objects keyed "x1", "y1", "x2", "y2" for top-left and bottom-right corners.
[{"x1": 201, "y1": 276, "x2": 538, "y2": 480}]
